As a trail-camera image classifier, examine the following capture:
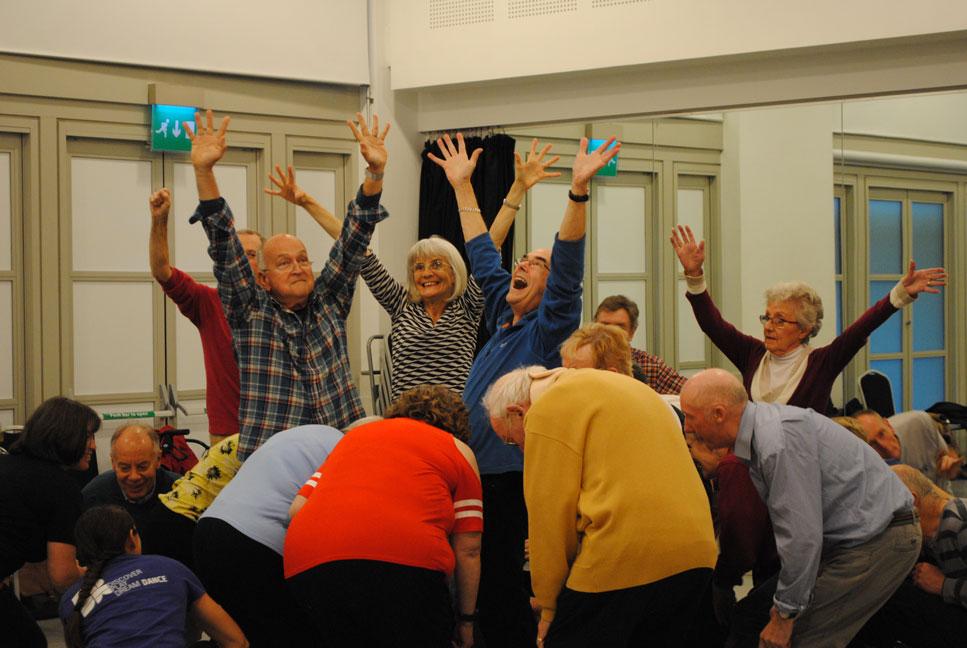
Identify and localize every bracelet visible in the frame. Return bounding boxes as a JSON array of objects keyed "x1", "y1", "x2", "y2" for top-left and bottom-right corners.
[
  {"x1": 457, "y1": 611, "x2": 477, "y2": 623},
  {"x1": 568, "y1": 190, "x2": 589, "y2": 203},
  {"x1": 458, "y1": 207, "x2": 482, "y2": 214},
  {"x1": 365, "y1": 168, "x2": 384, "y2": 181},
  {"x1": 502, "y1": 198, "x2": 521, "y2": 211}
]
